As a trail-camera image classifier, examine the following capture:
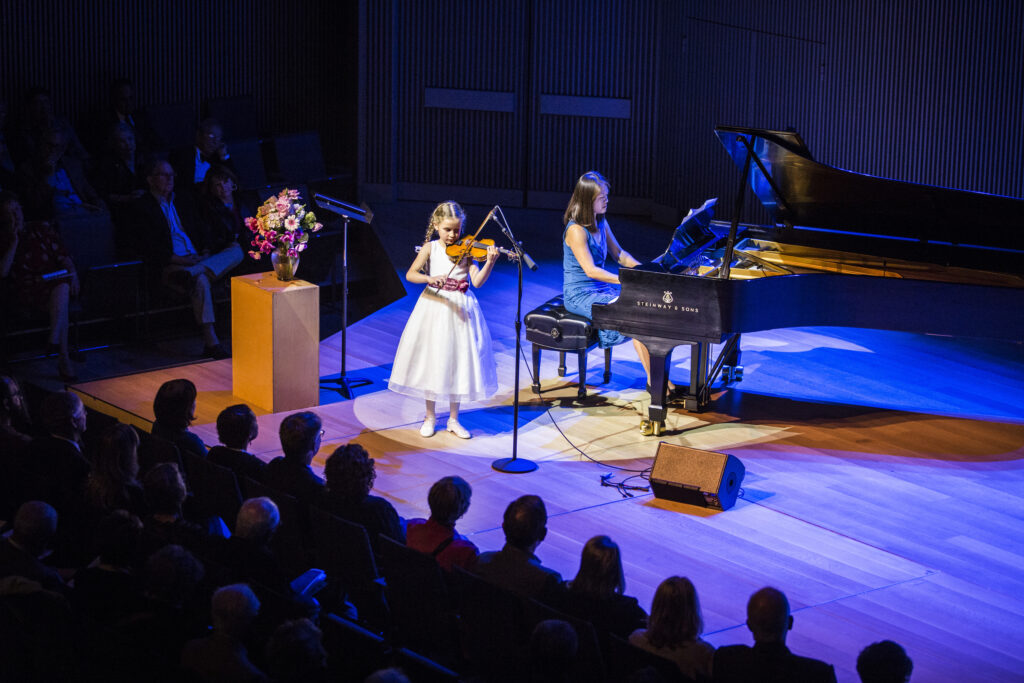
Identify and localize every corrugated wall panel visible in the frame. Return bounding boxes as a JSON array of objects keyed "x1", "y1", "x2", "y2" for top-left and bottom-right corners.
[
  {"x1": 359, "y1": 0, "x2": 1023, "y2": 216},
  {"x1": 392, "y1": 0, "x2": 525, "y2": 189},
  {"x1": 529, "y1": 0, "x2": 659, "y2": 199}
]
